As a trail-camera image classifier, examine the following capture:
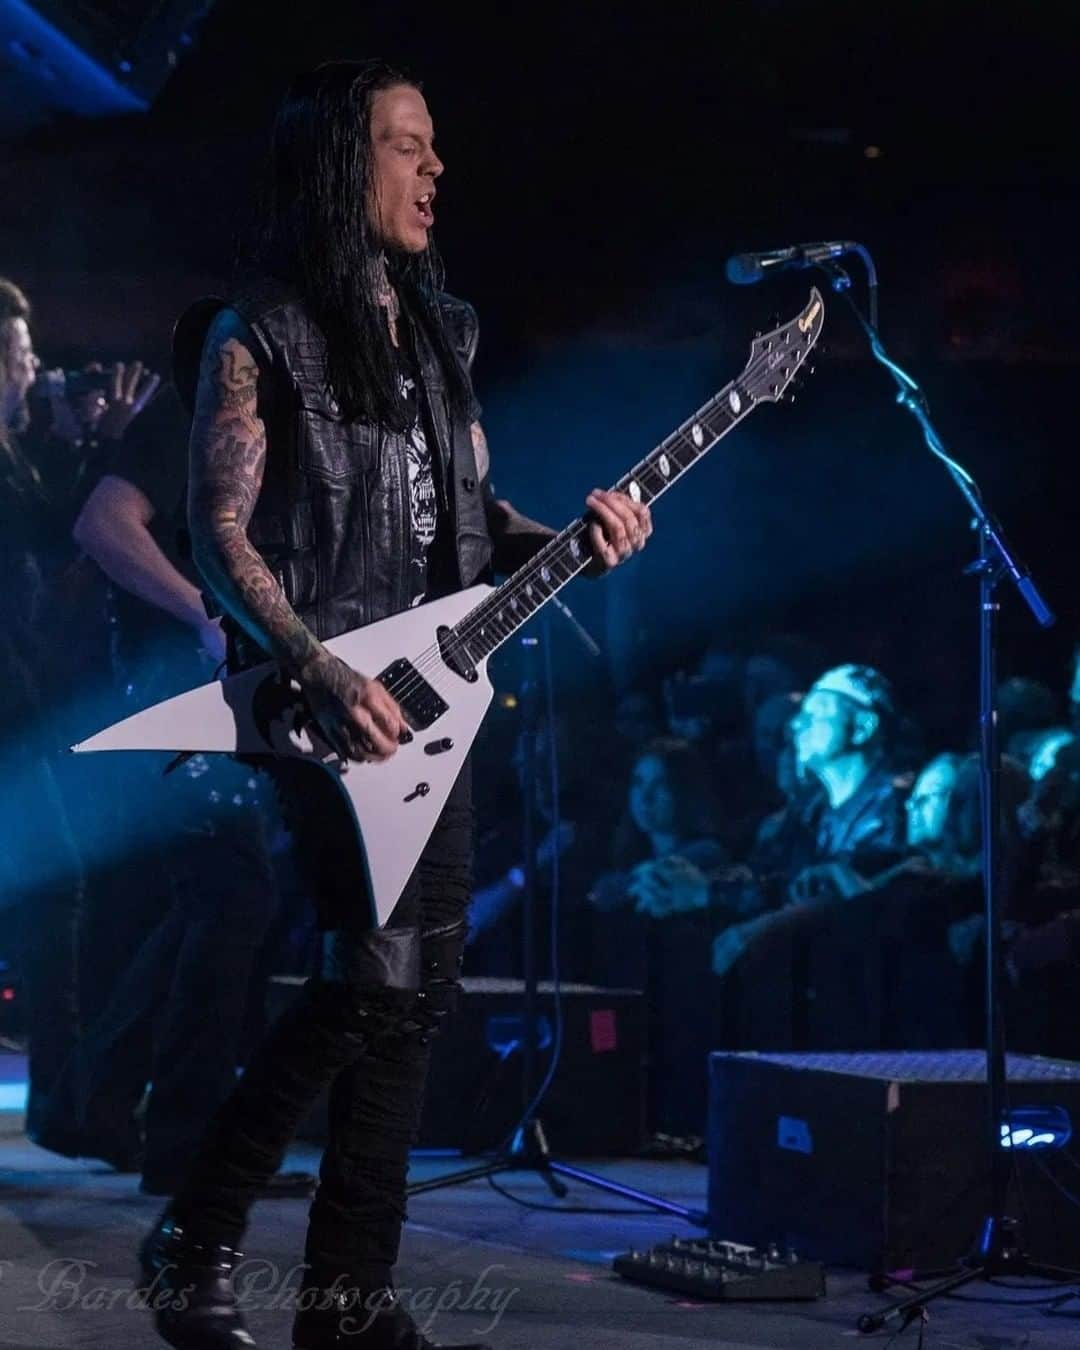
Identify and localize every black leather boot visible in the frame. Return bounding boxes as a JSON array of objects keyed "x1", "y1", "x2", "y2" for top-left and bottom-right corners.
[
  {"x1": 138, "y1": 1211, "x2": 256, "y2": 1349},
  {"x1": 292, "y1": 1285, "x2": 493, "y2": 1348}
]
